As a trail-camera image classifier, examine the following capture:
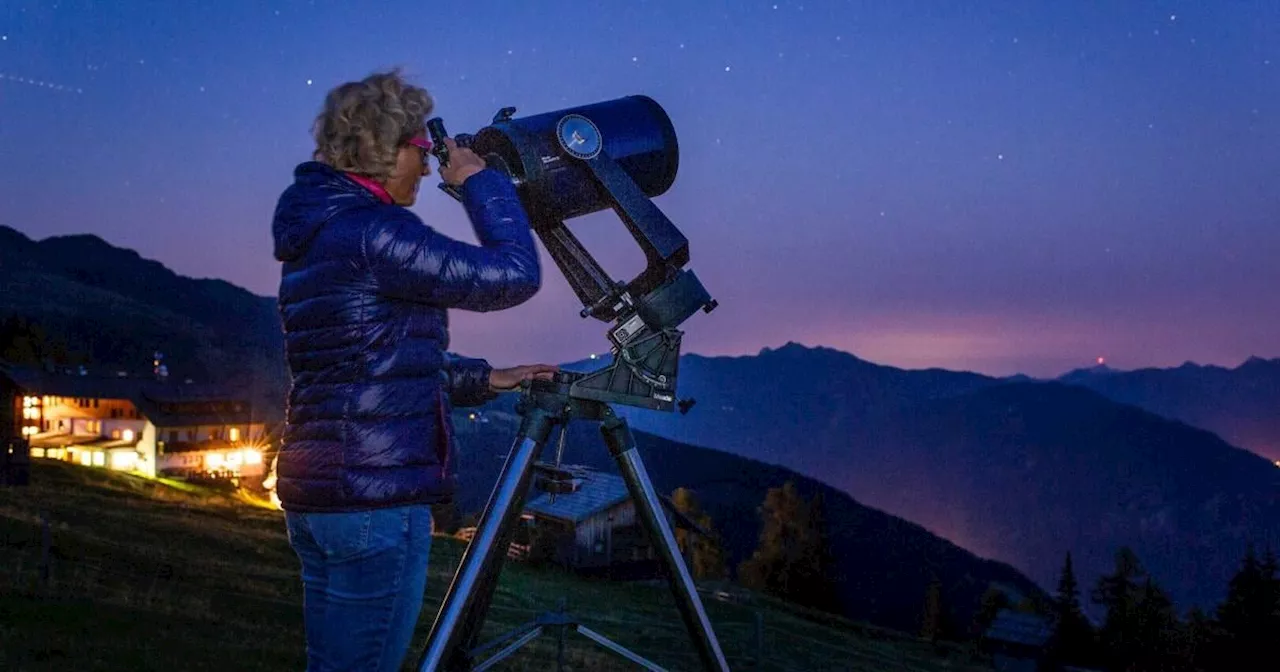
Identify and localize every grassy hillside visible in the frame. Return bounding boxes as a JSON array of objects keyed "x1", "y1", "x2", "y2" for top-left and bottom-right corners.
[{"x1": 0, "y1": 461, "x2": 993, "y2": 671}]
